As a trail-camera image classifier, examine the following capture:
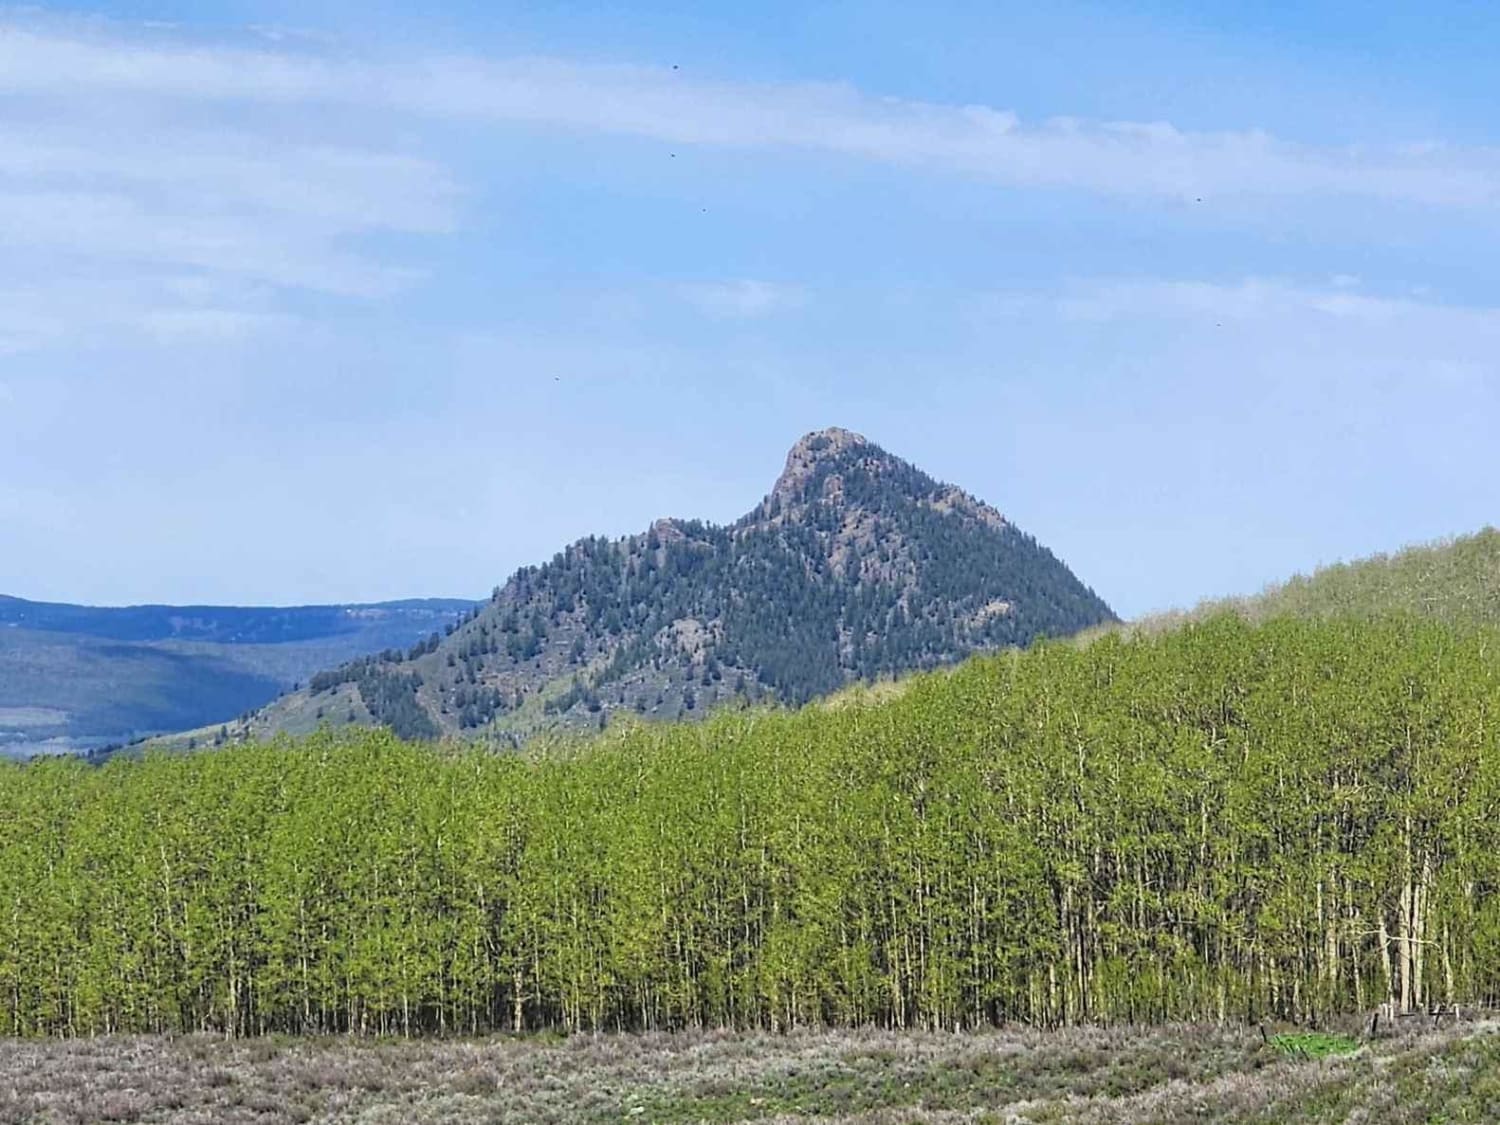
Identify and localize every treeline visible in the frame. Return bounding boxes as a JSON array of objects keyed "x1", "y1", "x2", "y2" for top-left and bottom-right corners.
[
  {"x1": 1139, "y1": 527, "x2": 1500, "y2": 635},
  {"x1": 3, "y1": 613, "x2": 1499, "y2": 1037}
]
